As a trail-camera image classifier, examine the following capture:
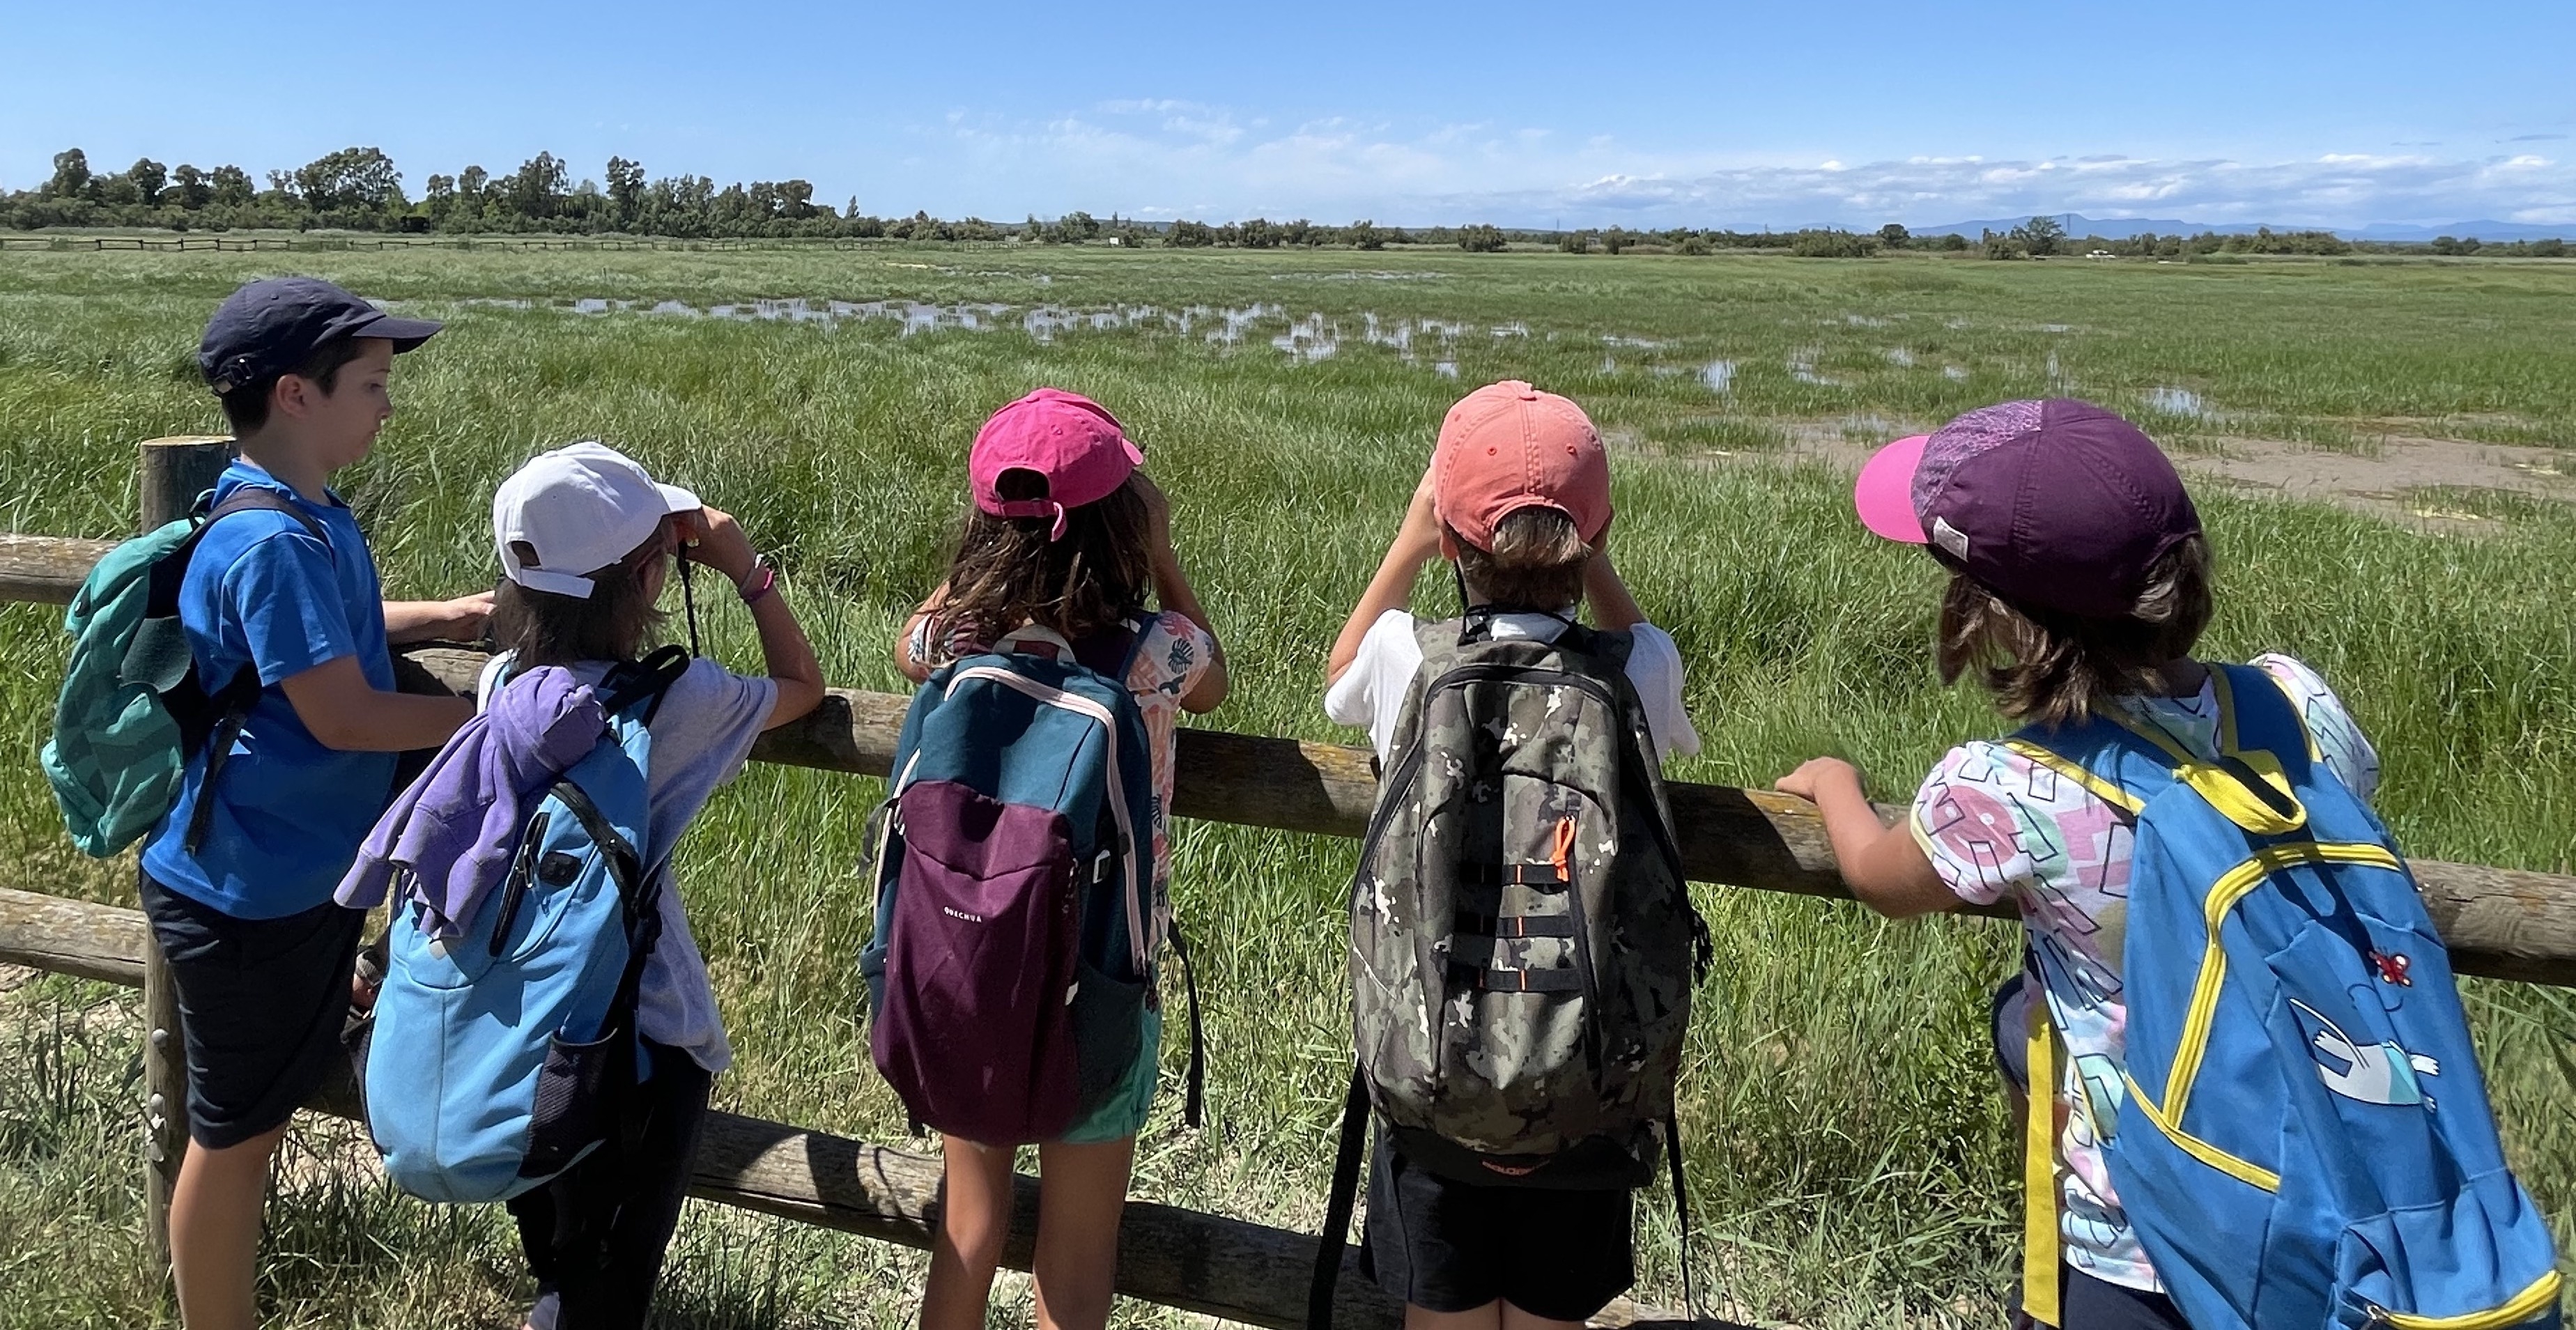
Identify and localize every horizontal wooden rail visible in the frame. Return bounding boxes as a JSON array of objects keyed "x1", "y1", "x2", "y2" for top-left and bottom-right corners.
[
  {"x1": 6, "y1": 533, "x2": 2576, "y2": 984},
  {"x1": 0, "y1": 886, "x2": 1697, "y2": 1329}
]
